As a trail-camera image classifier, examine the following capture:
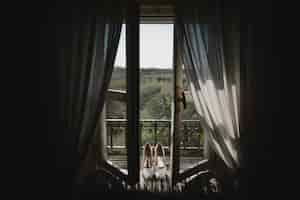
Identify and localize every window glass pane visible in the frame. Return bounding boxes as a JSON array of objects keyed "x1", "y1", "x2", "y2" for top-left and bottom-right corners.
[{"x1": 139, "y1": 24, "x2": 173, "y2": 190}]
